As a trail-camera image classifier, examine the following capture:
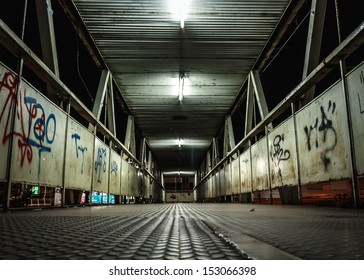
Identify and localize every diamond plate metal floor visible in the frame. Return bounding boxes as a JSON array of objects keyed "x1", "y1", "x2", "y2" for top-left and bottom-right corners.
[
  {"x1": 0, "y1": 204, "x2": 247, "y2": 260},
  {"x1": 1, "y1": 203, "x2": 364, "y2": 260}
]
